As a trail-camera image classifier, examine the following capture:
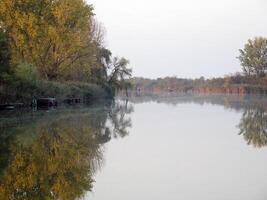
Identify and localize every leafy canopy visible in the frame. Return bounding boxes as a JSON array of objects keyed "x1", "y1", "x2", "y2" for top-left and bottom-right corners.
[{"x1": 238, "y1": 37, "x2": 267, "y2": 77}]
